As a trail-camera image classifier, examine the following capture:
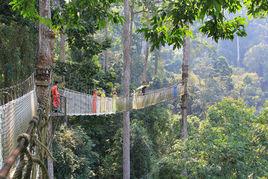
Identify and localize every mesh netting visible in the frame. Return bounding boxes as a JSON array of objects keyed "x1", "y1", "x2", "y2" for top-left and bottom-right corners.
[
  {"x1": 61, "y1": 84, "x2": 179, "y2": 116},
  {"x1": 62, "y1": 88, "x2": 115, "y2": 116},
  {"x1": 0, "y1": 106, "x2": 3, "y2": 167},
  {"x1": 0, "y1": 74, "x2": 35, "y2": 106},
  {"x1": 0, "y1": 90, "x2": 37, "y2": 163},
  {"x1": 132, "y1": 85, "x2": 177, "y2": 110},
  {"x1": 0, "y1": 73, "x2": 37, "y2": 167}
]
